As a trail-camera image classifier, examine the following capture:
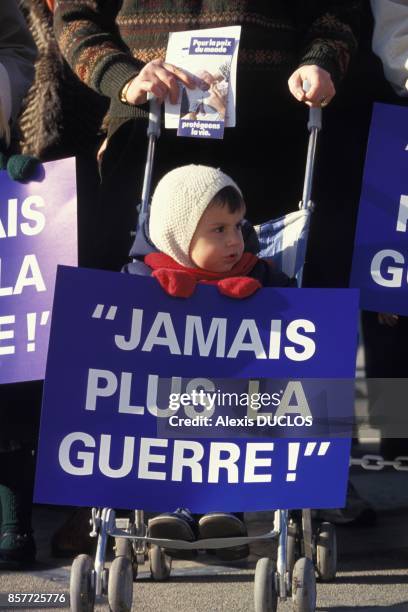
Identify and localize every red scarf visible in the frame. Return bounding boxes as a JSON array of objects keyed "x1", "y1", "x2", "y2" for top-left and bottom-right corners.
[{"x1": 144, "y1": 252, "x2": 261, "y2": 298}]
